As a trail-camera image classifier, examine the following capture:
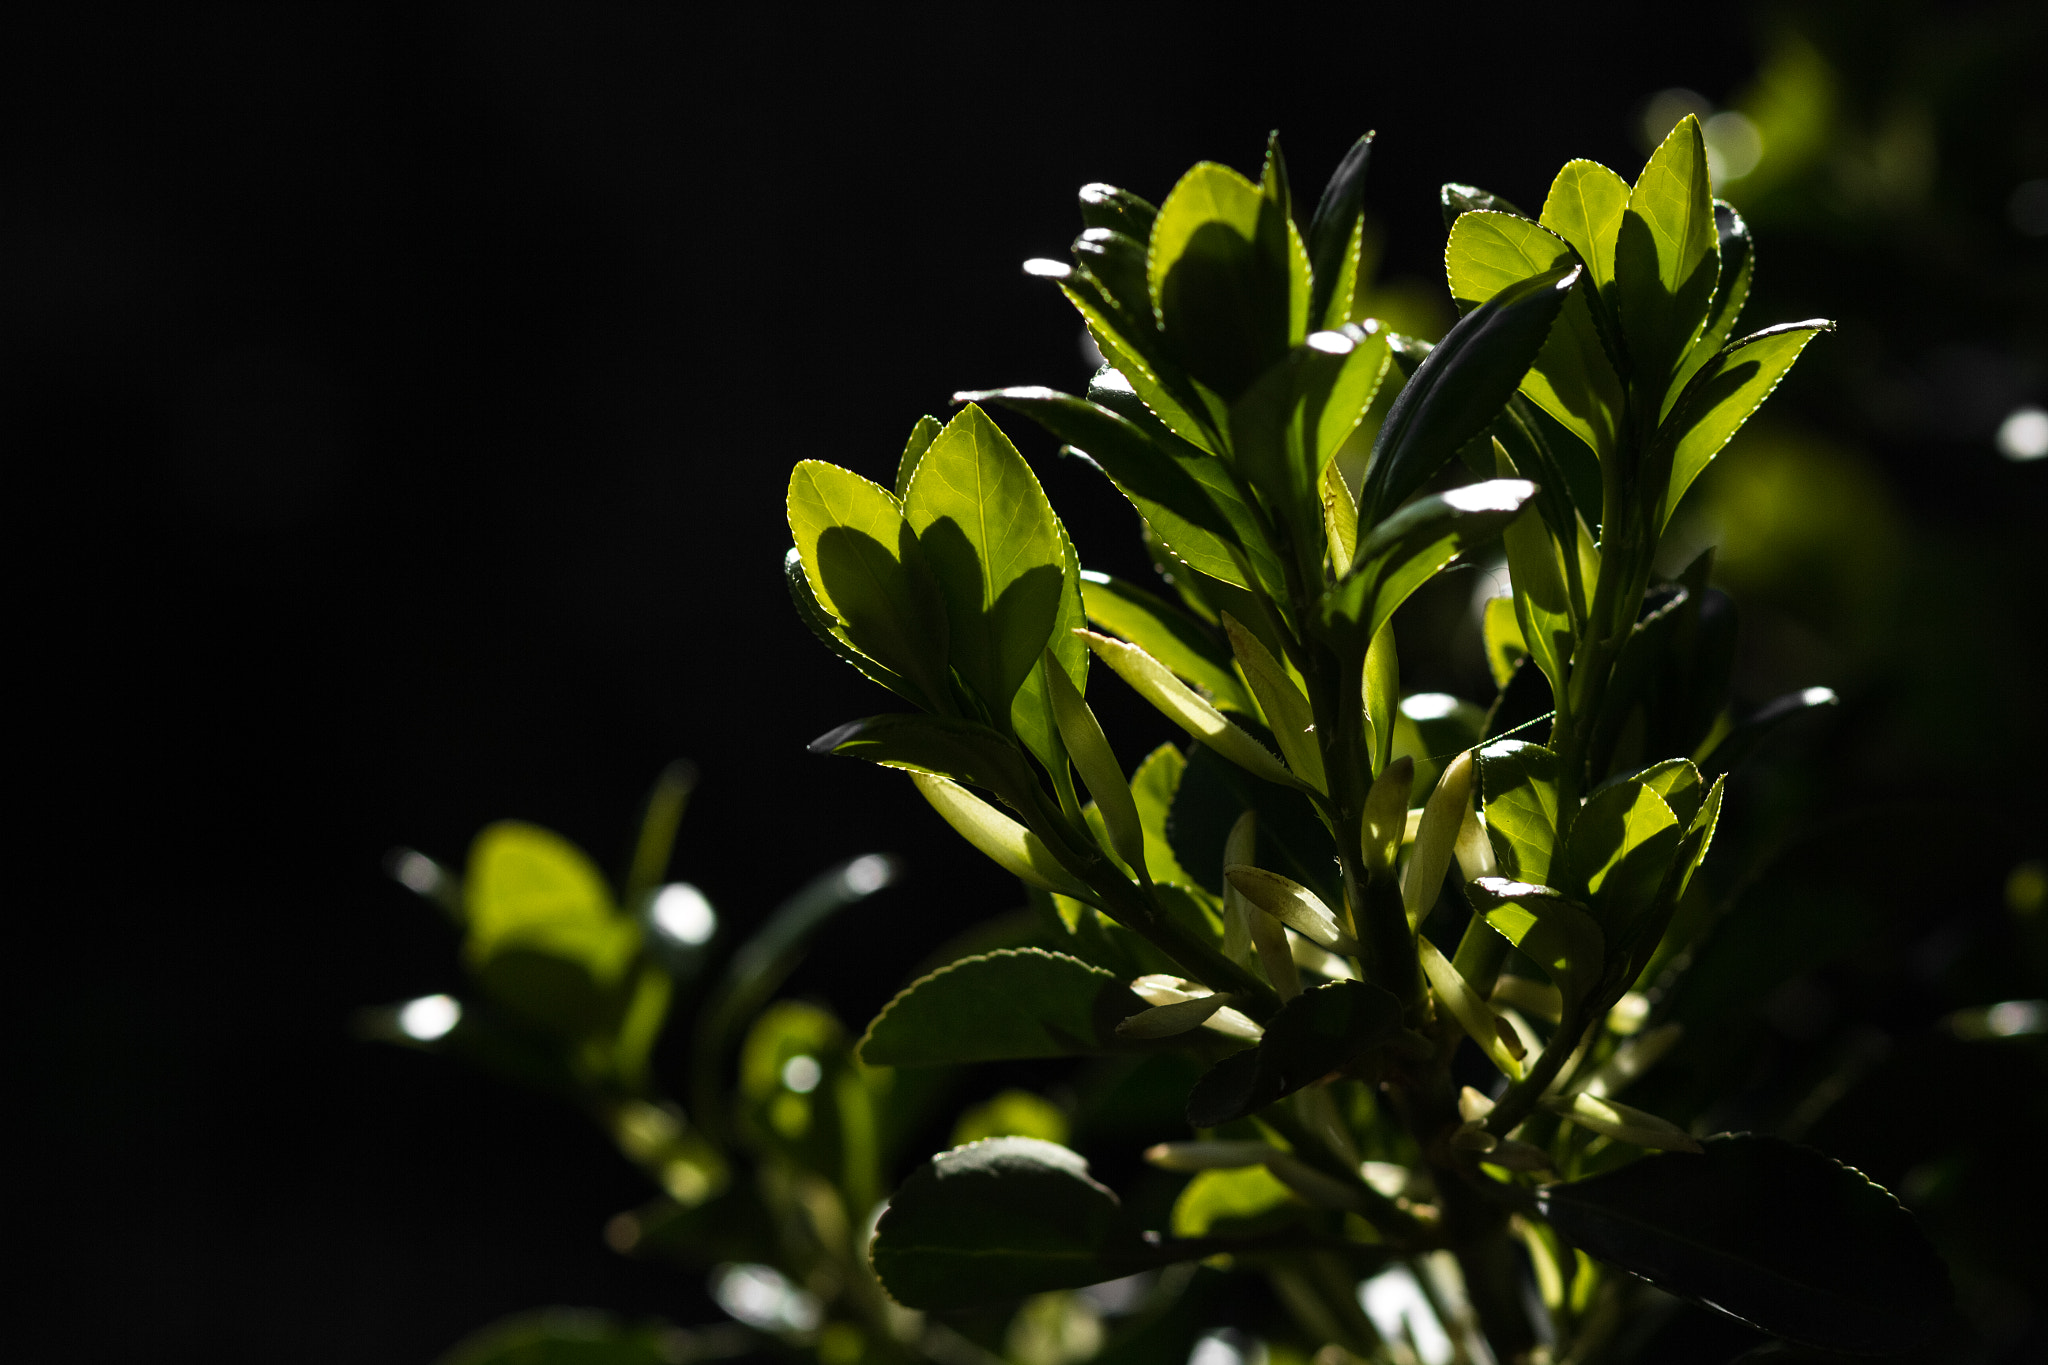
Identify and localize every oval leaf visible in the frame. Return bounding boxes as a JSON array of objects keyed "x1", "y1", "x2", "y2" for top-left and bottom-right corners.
[
  {"x1": 870, "y1": 1137, "x2": 1155, "y2": 1309},
  {"x1": 860, "y1": 949, "x2": 1141, "y2": 1066}
]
